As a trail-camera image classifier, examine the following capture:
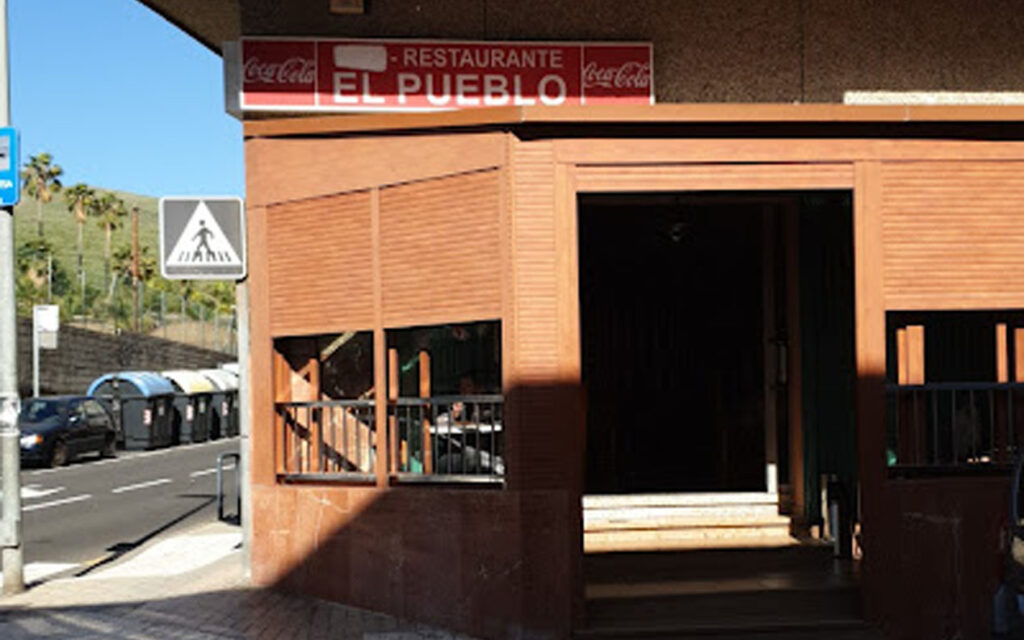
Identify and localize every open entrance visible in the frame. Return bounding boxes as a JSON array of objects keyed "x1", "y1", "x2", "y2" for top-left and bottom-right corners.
[
  {"x1": 577, "y1": 190, "x2": 863, "y2": 634},
  {"x1": 580, "y1": 194, "x2": 773, "y2": 495}
]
